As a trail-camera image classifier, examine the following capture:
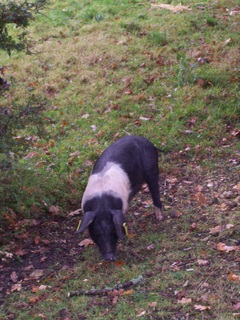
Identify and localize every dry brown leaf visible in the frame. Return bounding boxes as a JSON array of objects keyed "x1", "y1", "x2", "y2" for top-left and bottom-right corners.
[
  {"x1": 229, "y1": 272, "x2": 240, "y2": 282},
  {"x1": 10, "y1": 271, "x2": 18, "y2": 283},
  {"x1": 197, "y1": 259, "x2": 209, "y2": 266},
  {"x1": 32, "y1": 286, "x2": 40, "y2": 293},
  {"x1": 178, "y1": 297, "x2": 192, "y2": 304},
  {"x1": 233, "y1": 183, "x2": 240, "y2": 191},
  {"x1": 136, "y1": 310, "x2": 146, "y2": 317},
  {"x1": 29, "y1": 269, "x2": 44, "y2": 280},
  {"x1": 190, "y1": 222, "x2": 197, "y2": 230},
  {"x1": 11, "y1": 283, "x2": 22, "y2": 292},
  {"x1": 225, "y1": 37, "x2": 232, "y2": 45},
  {"x1": 35, "y1": 161, "x2": 47, "y2": 168},
  {"x1": 216, "y1": 242, "x2": 238, "y2": 253},
  {"x1": 193, "y1": 192, "x2": 206, "y2": 205},
  {"x1": 114, "y1": 259, "x2": 126, "y2": 267},
  {"x1": 148, "y1": 301, "x2": 157, "y2": 308},
  {"x1": 166, "y1": 175, "x2": 178, "y2": 184},
  {"x1": 112, "y1": 296, "x2": 118, "y2": 305},
  {"x1": 48, "y1": 205, "x2": 61, "y2": 216},
  {"x1": 123, "y1": 289, "x2": 134, "y2": 295},
  {"x1": 209, "y1": 225, "x2": 223, "y2": 234},
  {"x1": 151, "y1": 3, "x2": 191, "y2": 13},
  {"x1": 78, "y1": 238, "x2": 94, "y2": 247},
  {"x1": 194, "y1": 304, "x2": 211, "y2": 311},
  {"x1": 96, "y1": 130, "x2": 104, "y2": 138},
  {"x1": 29, "y1": 295, "x2": 40, "y2": 304},
  {"x1": 146, "y1": 244, "x2": 155, "y2": 250},
  {"x1": 68, "y1": 209, "x2": 81, "y2": 216},
  {"x1": 232, "y1": 302, "x2": 240, "y2": 311},
  {"x1": 196, "y1": 185, "x2": 204, "y2": 192},
  {"x1": 24, "y1": 151, "x2": 40, "y2": 159}
]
